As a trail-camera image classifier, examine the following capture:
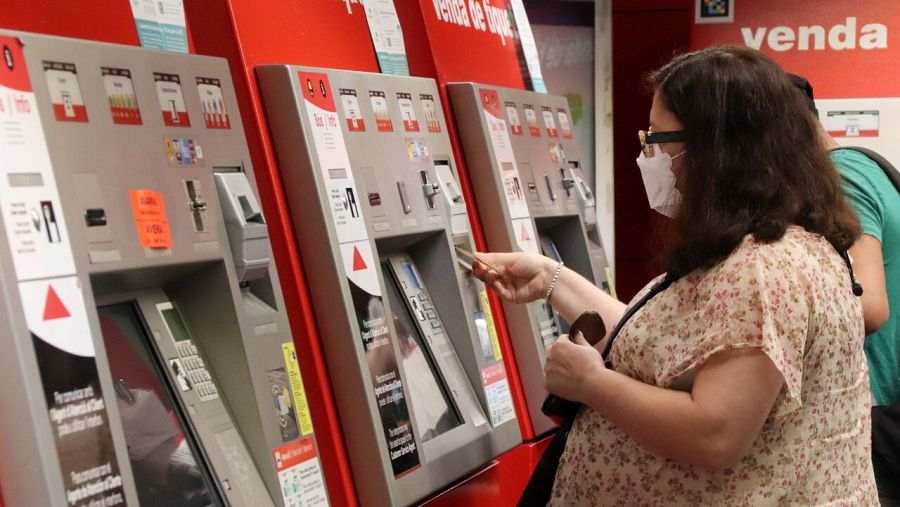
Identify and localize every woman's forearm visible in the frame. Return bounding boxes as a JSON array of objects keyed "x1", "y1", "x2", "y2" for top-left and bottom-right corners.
[
  {"x1": 548, "y1": 265, "x2": 626, "y2": 342},
  {"x1": 577, "y1": 348, "x2": 783, "y2": 471}
]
